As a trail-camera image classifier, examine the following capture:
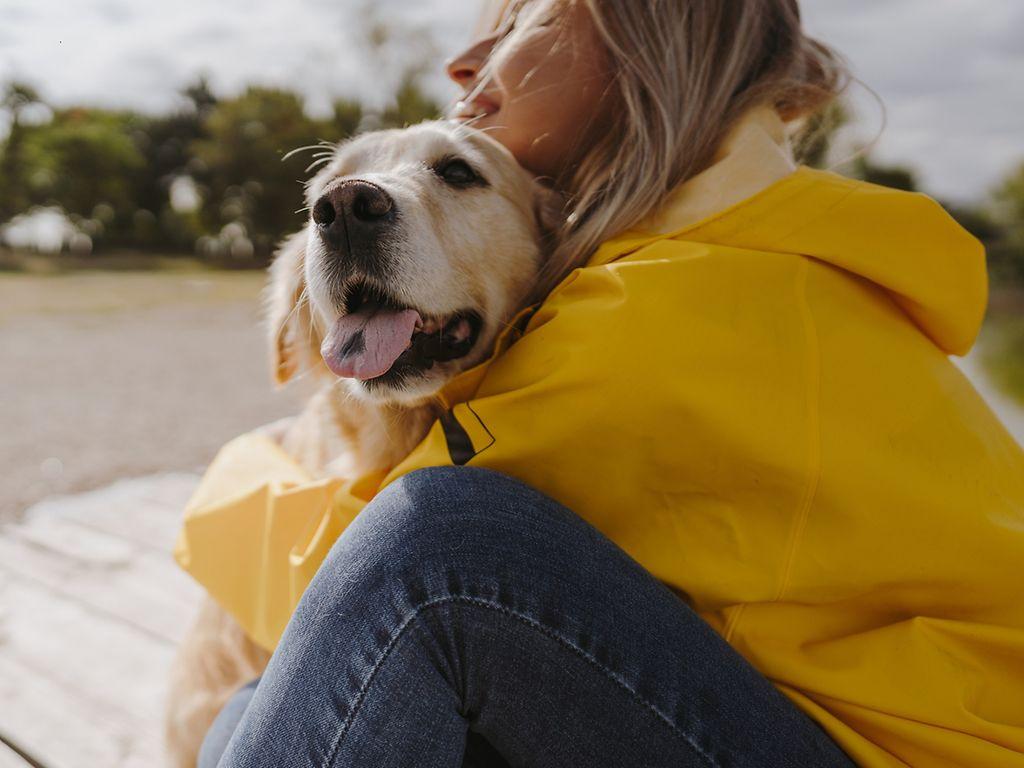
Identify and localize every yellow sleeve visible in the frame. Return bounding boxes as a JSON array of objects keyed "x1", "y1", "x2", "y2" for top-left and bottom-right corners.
[{"x1": 174, "y1": 432, "x2": 380, "y2": 650}]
